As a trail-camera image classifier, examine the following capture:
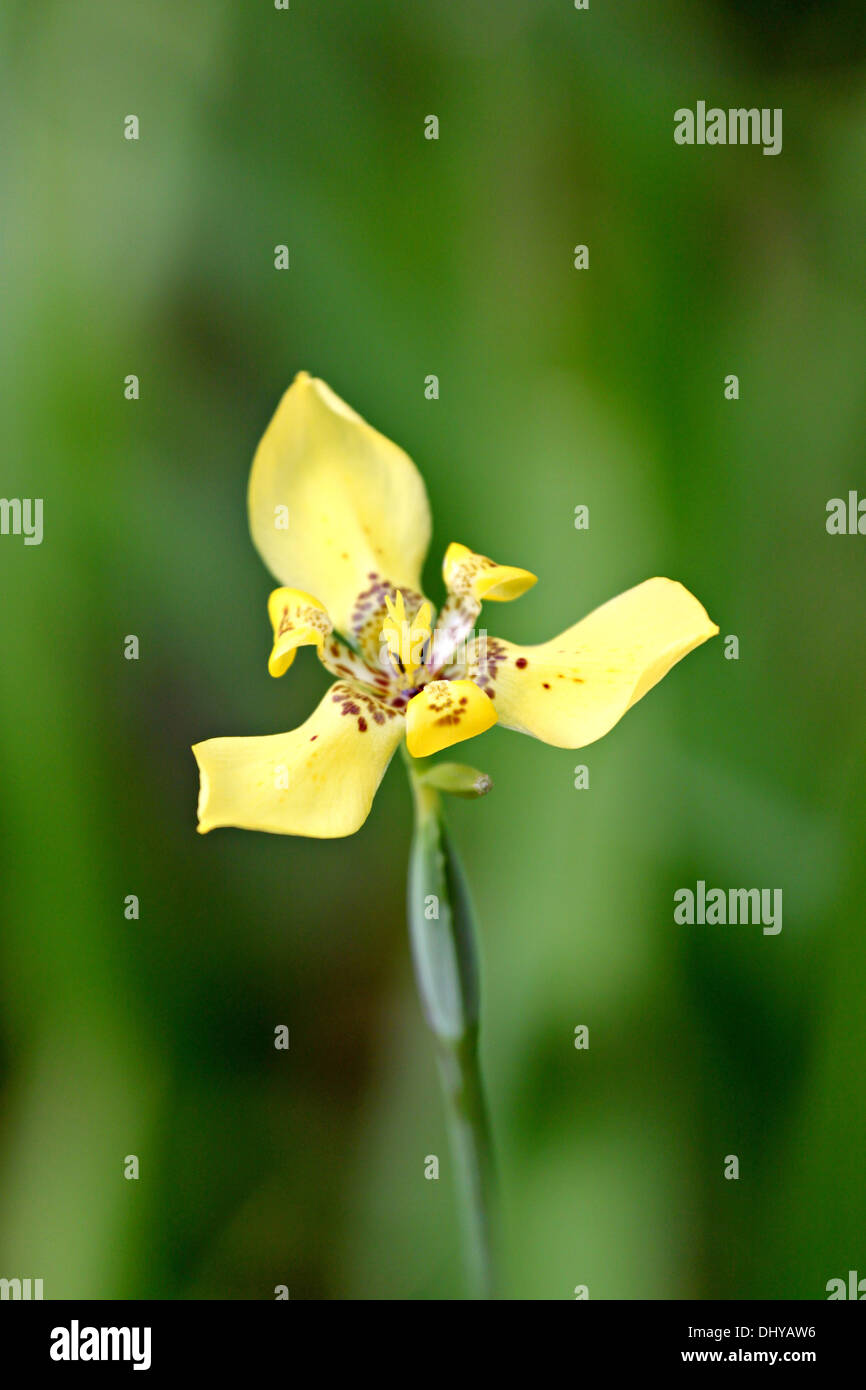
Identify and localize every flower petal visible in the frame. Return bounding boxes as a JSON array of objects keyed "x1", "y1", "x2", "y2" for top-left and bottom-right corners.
[
  {"x1": 470, "y1": 578, "x2": 718, "y2": 749},
  {"x1": 405, "y1": 679, "x2": 498, "y2": 758},
  {"x1": 248, "y1": 373, "x2": 432, "y2": 637},
  {"x1": 442, "y1": 542, "x2": 537, "y2": 603},
  {"x1": 266, "y1": 588, "x2": 332, "y2": 677},
  {"x1": 431, "y1": 543, "x2": 536, "y2": 671},
  {"x1": 193, "y1": 681, "x2": 405, "y2": 838}
]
